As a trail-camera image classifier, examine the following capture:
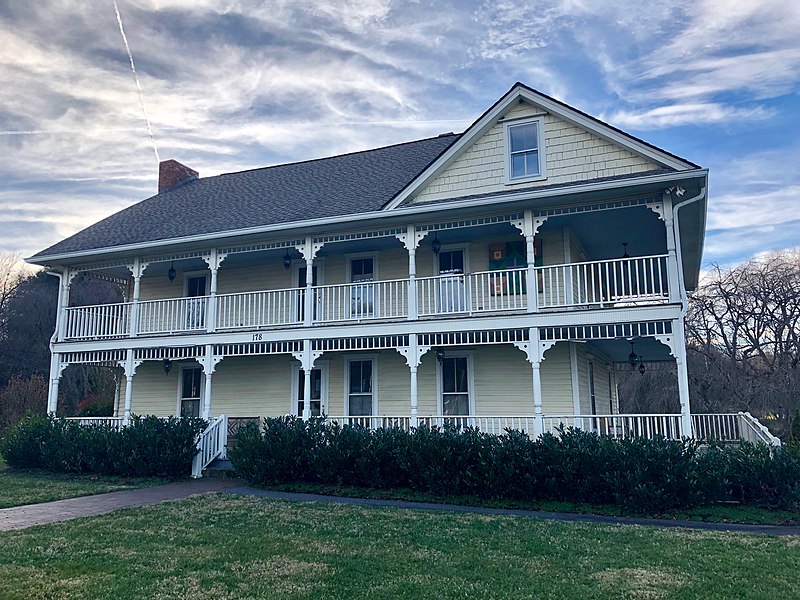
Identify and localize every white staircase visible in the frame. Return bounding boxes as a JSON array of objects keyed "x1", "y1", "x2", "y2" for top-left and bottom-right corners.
[{"x1": 192, "y1": 415, "x2": 228, "y2": 478}]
